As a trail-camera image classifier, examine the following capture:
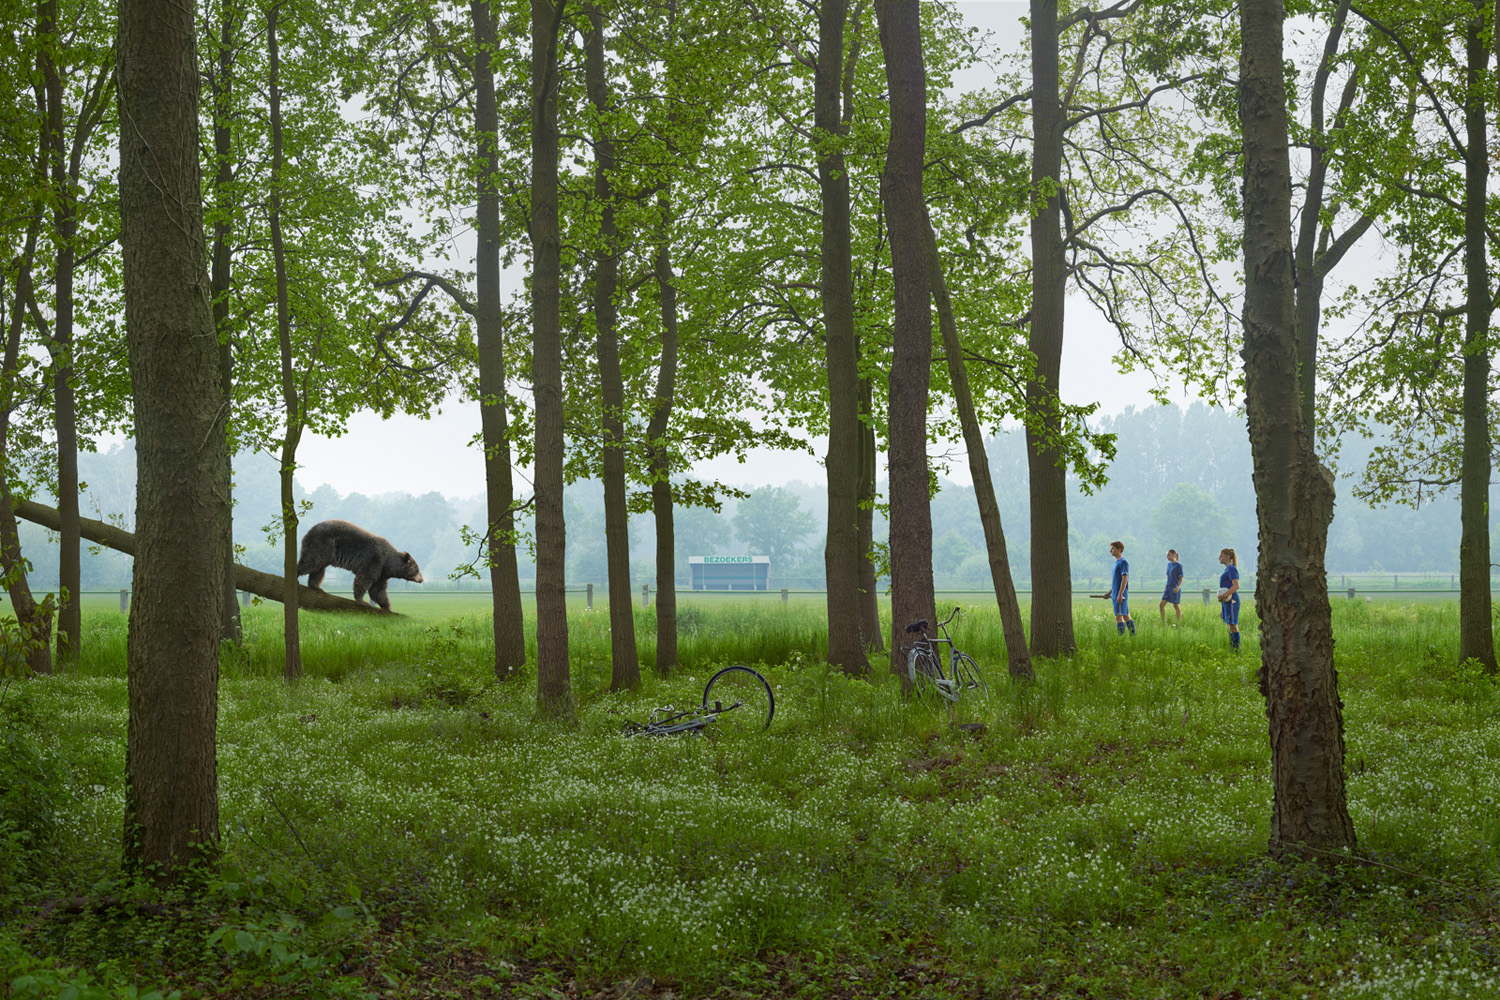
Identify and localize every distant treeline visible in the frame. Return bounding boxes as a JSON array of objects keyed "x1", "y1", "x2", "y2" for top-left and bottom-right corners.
[{"x1": 18, "y1": 403, "x2": 1491, "y2": 595}]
